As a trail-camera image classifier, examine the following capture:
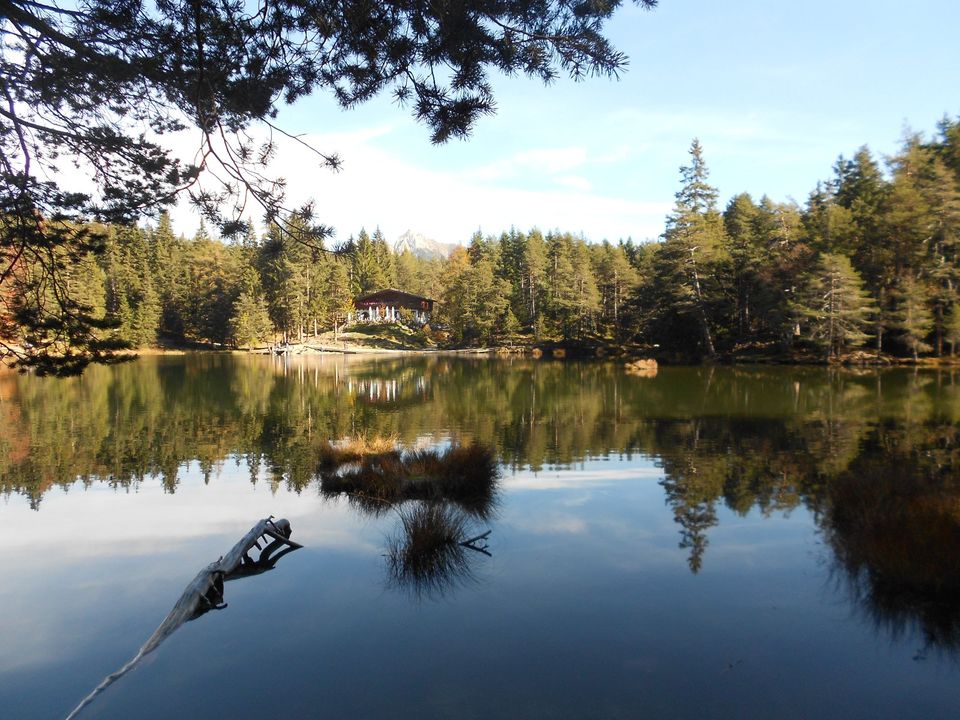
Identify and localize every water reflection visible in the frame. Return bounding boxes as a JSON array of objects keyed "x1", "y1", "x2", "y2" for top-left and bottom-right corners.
[
  {"x1": 66, "y1": 518, "x2": 302, "y2": 719},
  {"x1": 385, "y1": 502, "x2": 493, "y2": 599},
  {"x1": 318, "y1": 442, "x2": 499, "y2": 519},
  {"x1": 823, "y1": 428, "x2": 960, "y2": 658},
  {"x1": 3, "y1": 357, "x2": 960, "y2": 661},
  {"x1": 316, "y1": 442, "x2": 499, "y2": 598}
]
